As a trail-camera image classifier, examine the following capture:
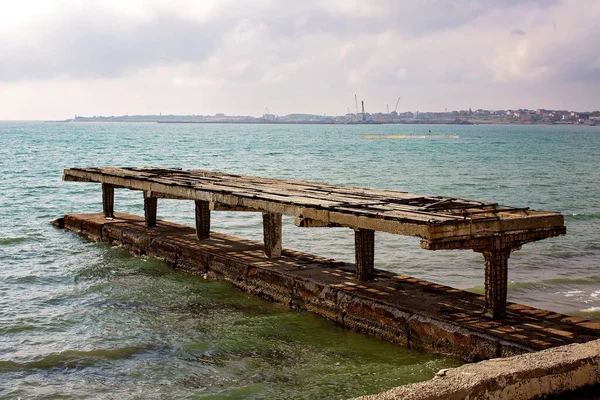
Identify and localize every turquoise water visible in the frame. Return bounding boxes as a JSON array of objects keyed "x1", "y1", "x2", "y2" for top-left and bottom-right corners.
[{"x1": 1, "y1": 122, "x2": 599, "y2": 398}]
